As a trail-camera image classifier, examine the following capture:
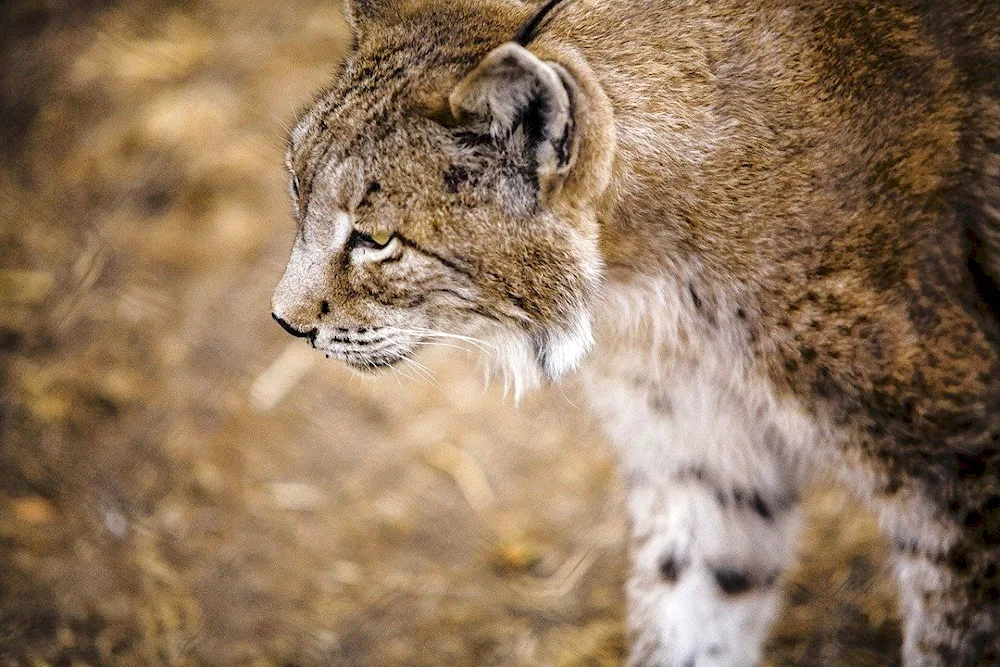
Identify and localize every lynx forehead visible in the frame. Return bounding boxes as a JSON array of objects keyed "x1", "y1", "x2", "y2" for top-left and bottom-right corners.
[{"x1": 271, "y1": 0, "x2": 1000, "y2": 664}]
